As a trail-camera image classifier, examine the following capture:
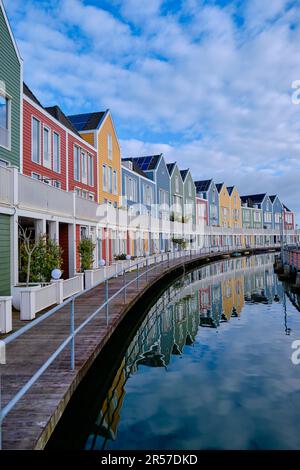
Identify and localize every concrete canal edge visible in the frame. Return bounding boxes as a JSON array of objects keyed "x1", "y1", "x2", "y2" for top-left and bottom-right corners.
[{"x1": 35, "y1": 248, "x2": 277, "y2": 450}]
